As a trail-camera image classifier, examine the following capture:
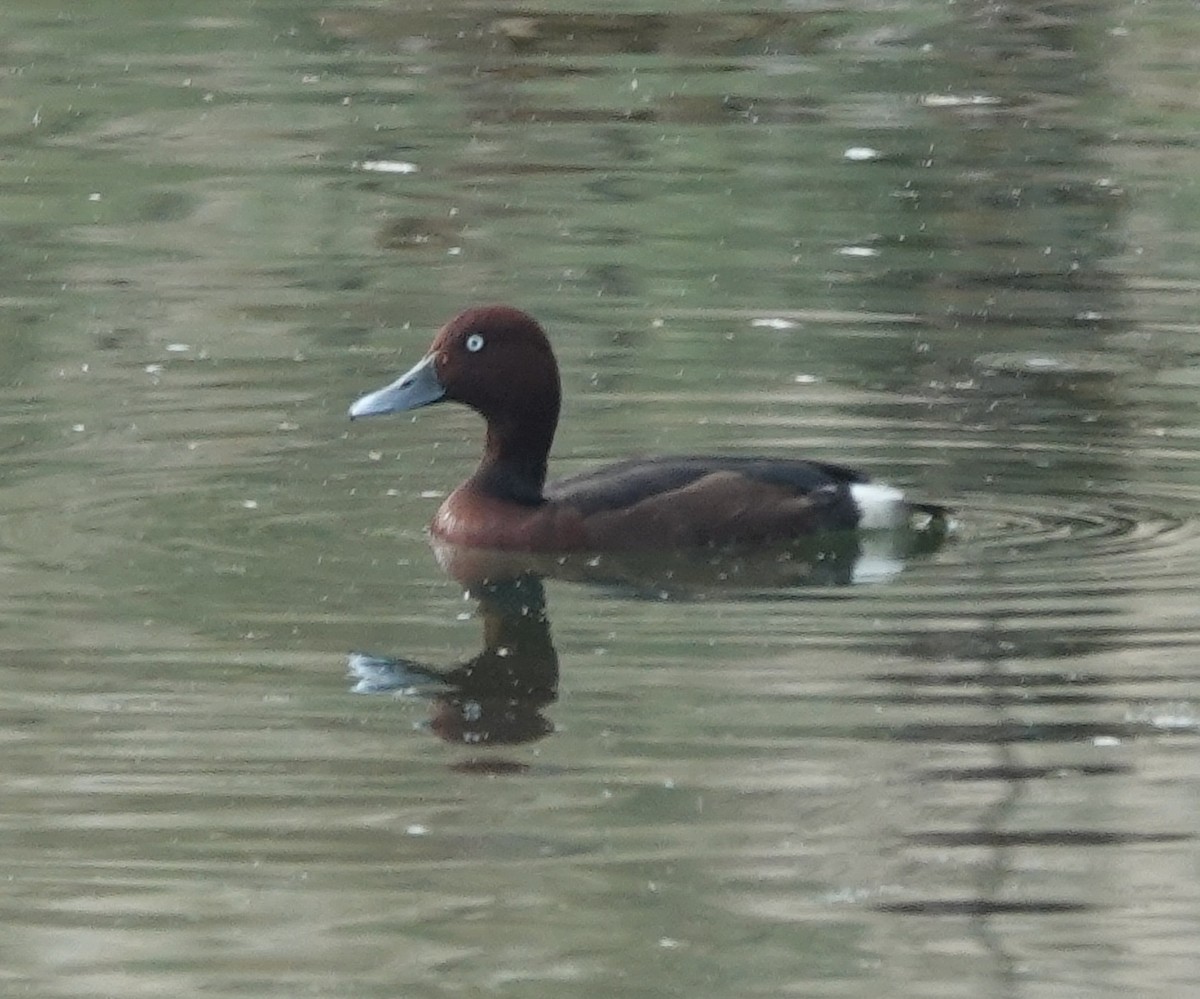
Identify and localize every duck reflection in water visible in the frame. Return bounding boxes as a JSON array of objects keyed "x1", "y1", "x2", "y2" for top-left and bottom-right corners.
[
  {"x1": 349, "y1": 569, "x2": 558, "y2": 751},
  {"x1": 347, "y1": 528, "x2": 947, "y2": 753}
]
